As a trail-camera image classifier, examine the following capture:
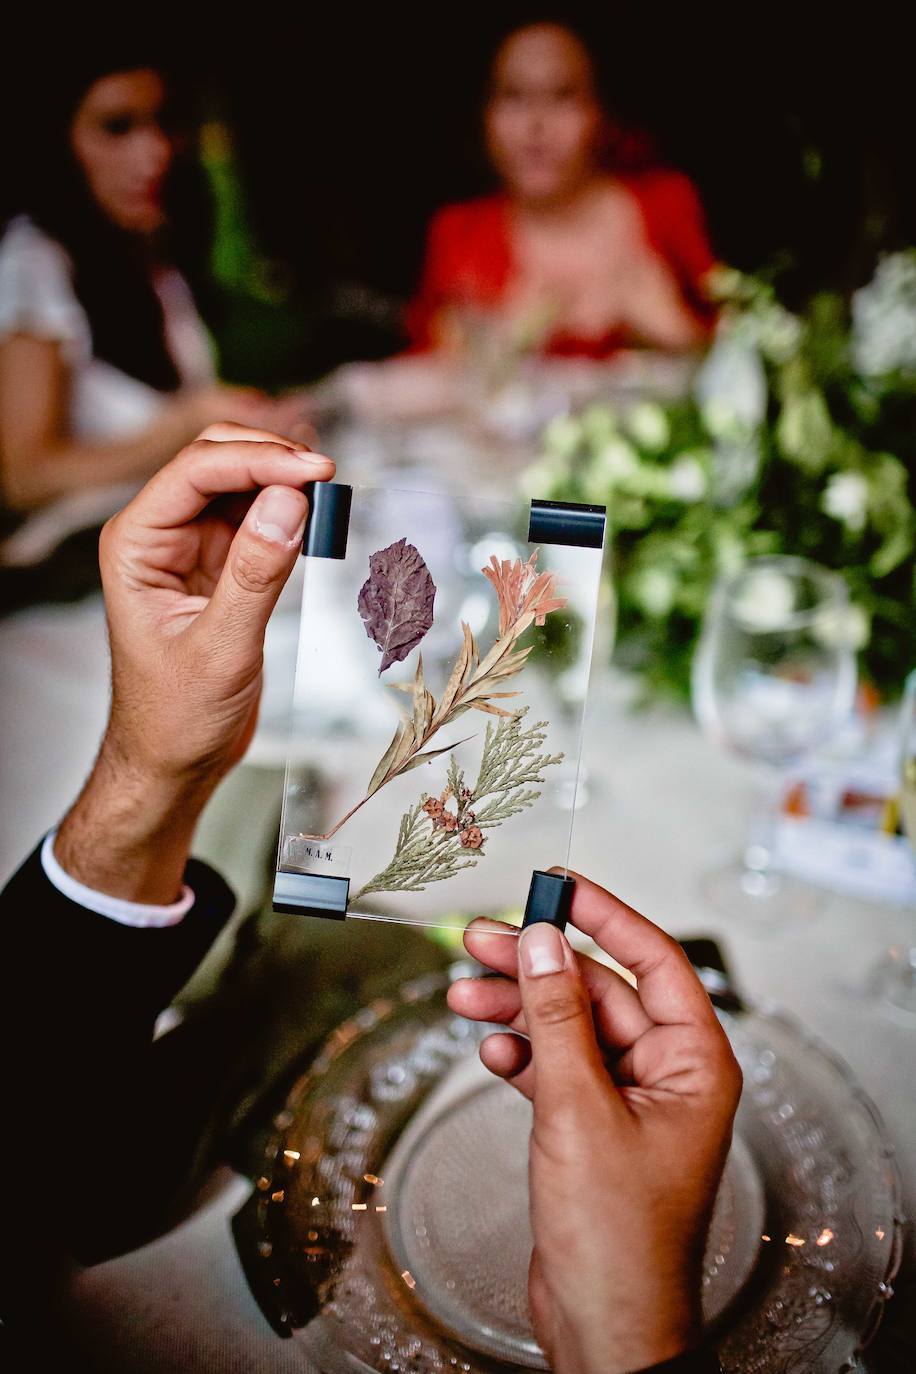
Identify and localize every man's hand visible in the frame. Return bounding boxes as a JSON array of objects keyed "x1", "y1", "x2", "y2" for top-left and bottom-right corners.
[
  {"x1": 54, "y1": 422, "x2": 334, "y2": 904},
  {"x1": 448, "y1": 875, "x2": 742, "y2": 1374}
]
